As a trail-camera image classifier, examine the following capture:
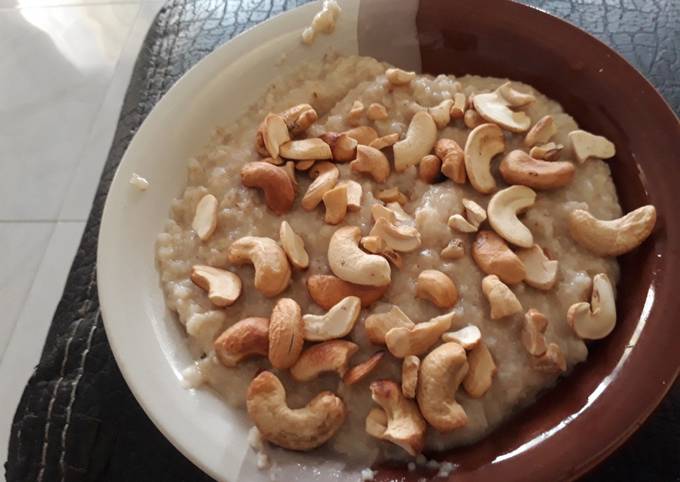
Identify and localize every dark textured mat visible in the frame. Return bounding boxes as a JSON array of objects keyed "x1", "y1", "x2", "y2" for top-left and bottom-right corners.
[{"x1": 5, "y1": 1, "x2": 678, "y2": 481}]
